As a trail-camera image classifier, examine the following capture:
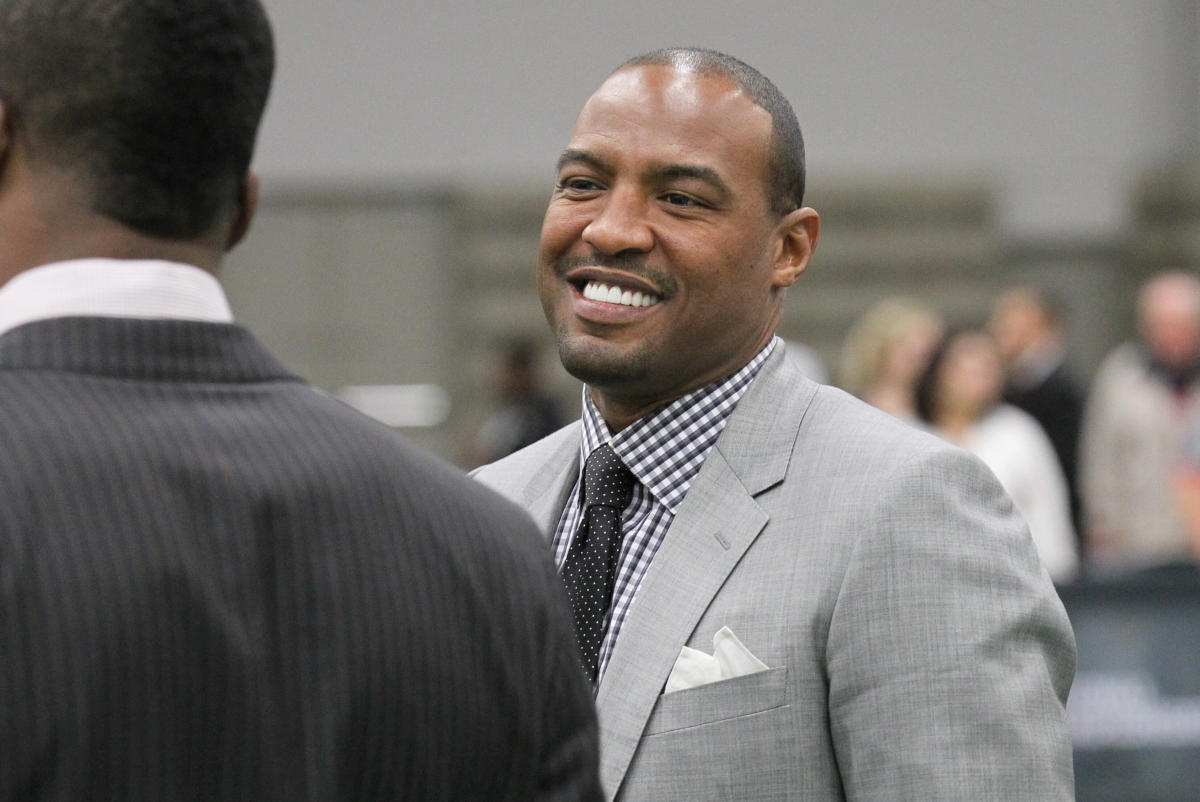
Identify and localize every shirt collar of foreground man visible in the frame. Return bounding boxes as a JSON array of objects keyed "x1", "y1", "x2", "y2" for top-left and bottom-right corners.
[
  {"x1": 473, "y1": 46, "x2": 1077, "y2": 801},
  {"x1": 0, "y1": 258, "x2": 234, "y2": 337}
]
